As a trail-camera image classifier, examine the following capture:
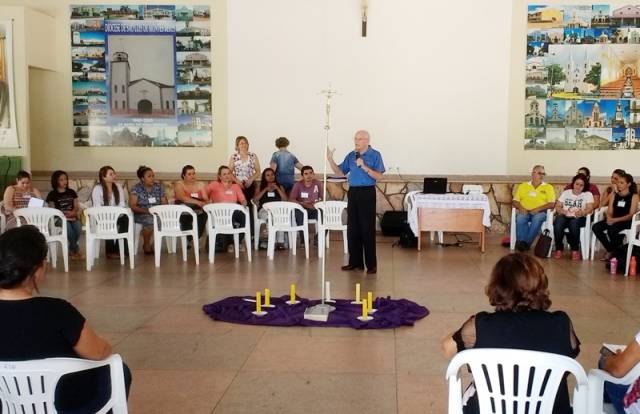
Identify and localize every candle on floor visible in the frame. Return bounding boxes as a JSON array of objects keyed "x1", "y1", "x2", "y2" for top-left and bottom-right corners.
[
  {"x1": 264, "y1": 288, "x2": 271, "y2": 306},
  {"x1": 290, "y1": 283, "x2": 296, "y2": 302},
  {"x1": 368, "y1": 291, "x2": 377, "y2": 314},
  {"x1": 361, "y1": 298, "x2": 368, "y2": 318},
  {"x1": 256, "y1": 291, "x2": 262, "y2": 313},
  {"x1": 356, "y1": 283, "x2": 361, "y2": 302}
]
